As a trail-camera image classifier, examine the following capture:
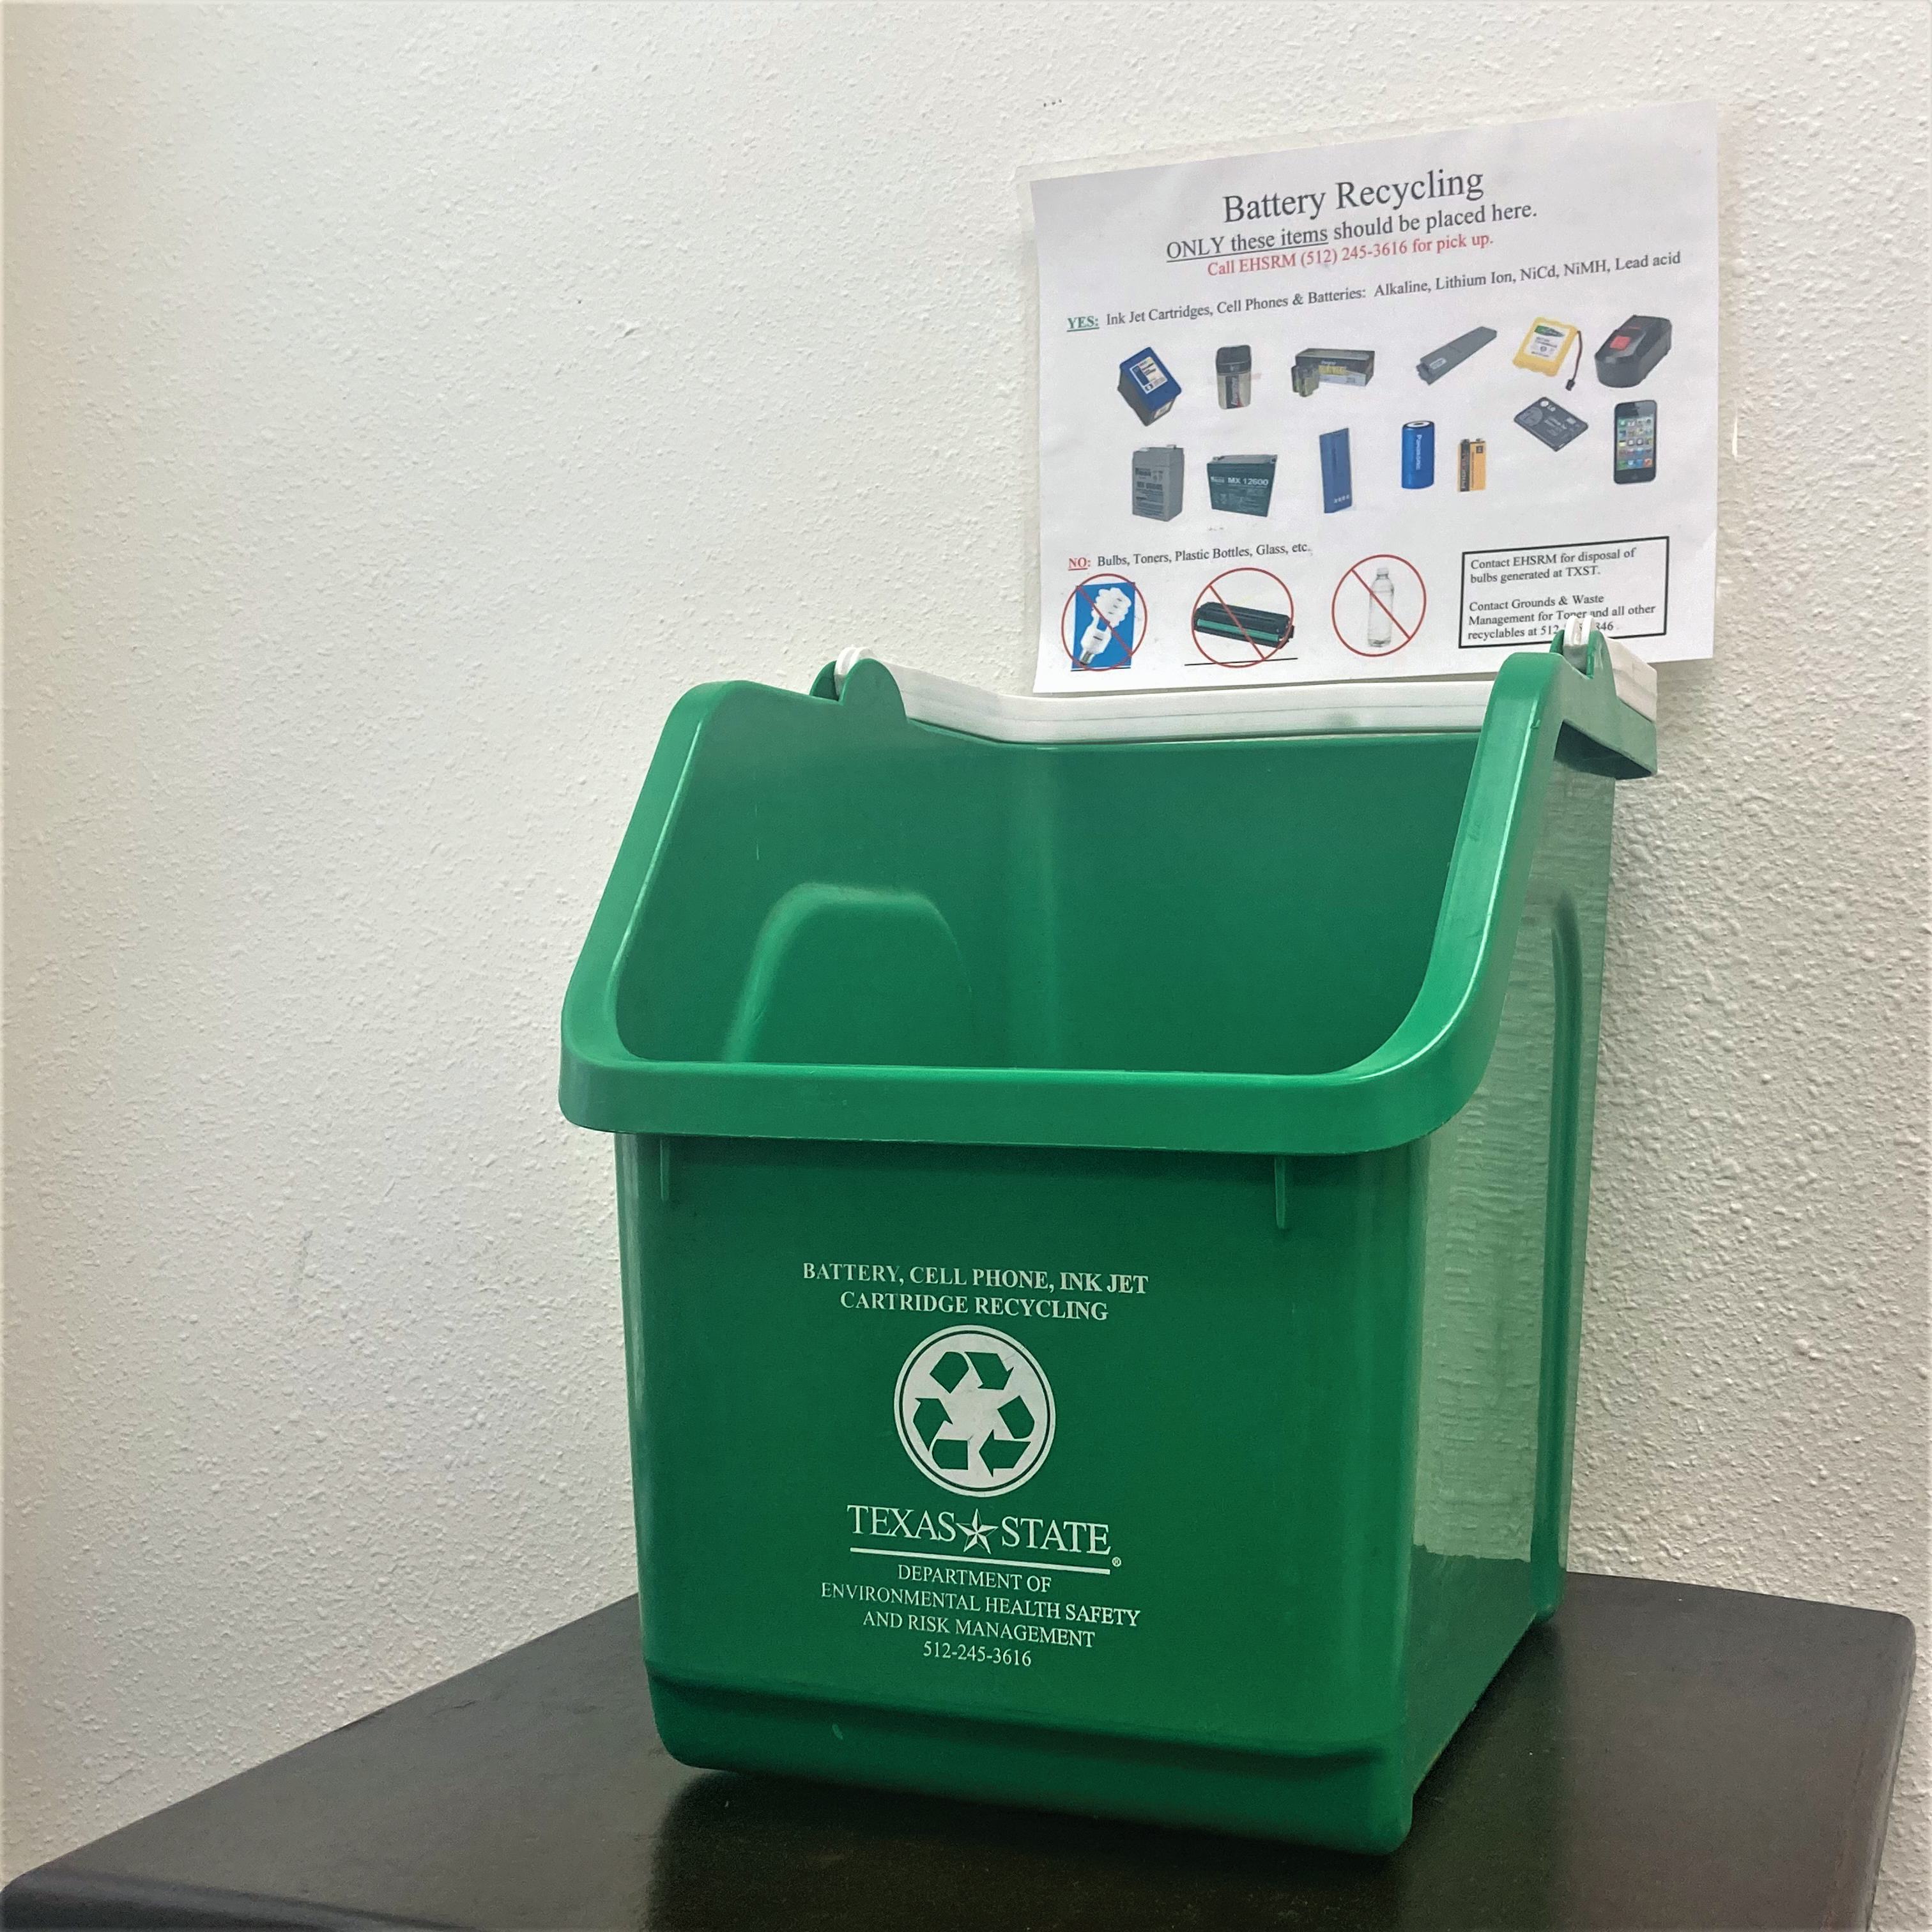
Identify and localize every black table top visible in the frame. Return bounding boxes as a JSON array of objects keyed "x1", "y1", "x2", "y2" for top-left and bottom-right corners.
[{"x1": 3, "y1": 1572, "x2": 1912, "y2": 1931}]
